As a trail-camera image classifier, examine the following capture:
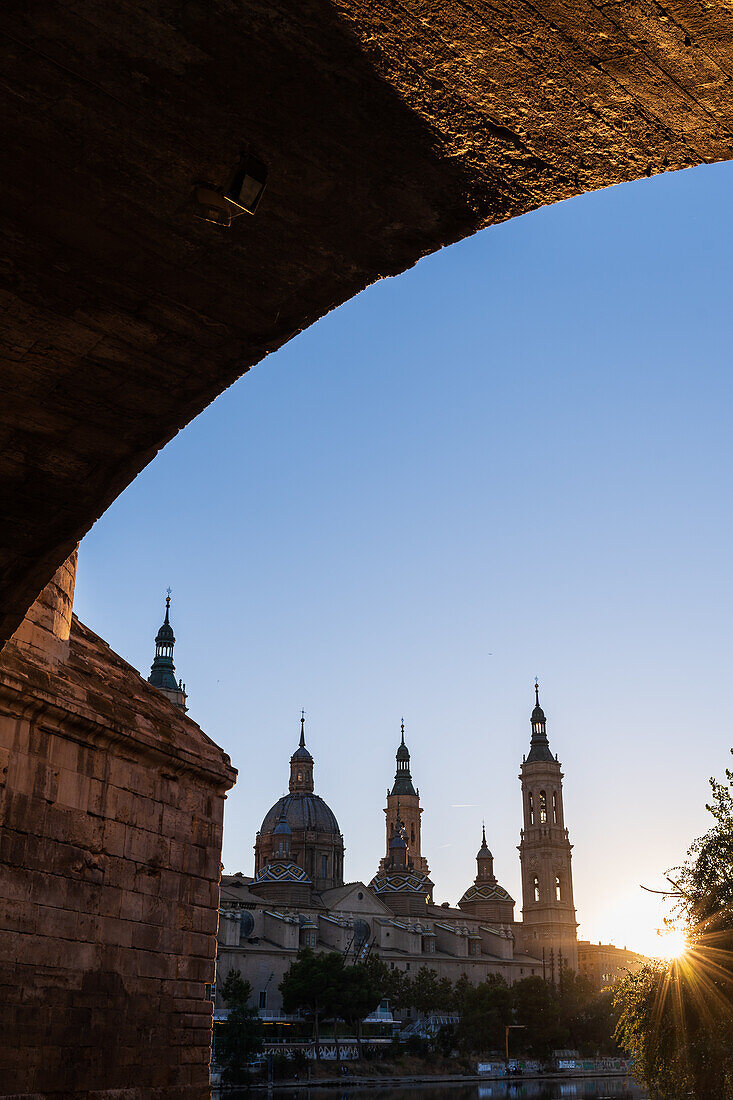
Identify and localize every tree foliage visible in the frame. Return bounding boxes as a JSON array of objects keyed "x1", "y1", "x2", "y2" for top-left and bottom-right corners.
[
  {"x1": 452, "y1": 970, "x2": 615, "y2": 1058},
  {"x1": 279, "y1": 949, "x2": 345, "y2": 1060},
  {"x1": 338, "y1": 961, "x2": 384, "y2": 1054},
  {"x1": 218, "y1": 969, "x2": 263, "y2": 1085},
  {"x1": 380, "y1": 963, "x2": 413, "y2": 1011},
  {"x1": 455, "y1": 974, "x2": 511, "y2": 1053},
  {"x1": 511, "y1": 975, "x2": 560, "y2": 1057},
  {"x1": 614, "y1": 753, "x2": 733, "y2": 1099},
  {"x1": 409, "y1": 966, "x2": 454, "y2": 1015}
]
